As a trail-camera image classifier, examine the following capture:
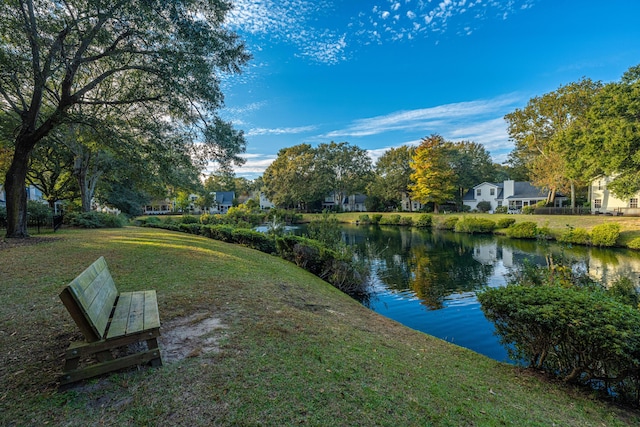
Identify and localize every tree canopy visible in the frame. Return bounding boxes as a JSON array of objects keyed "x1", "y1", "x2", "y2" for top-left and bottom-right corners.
[
  {"x1": 505, "y1": 78, "x2": 602, "y2": 207},
  {"x1": 409, "y1": 135, "x2": 457, "y2": 214},
  {"x1": 367, "y1": 145, "x2": 415, "y2": 211},
  {"x1": 0, "y1": 0, "x2": 249, "y2": 237}
]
